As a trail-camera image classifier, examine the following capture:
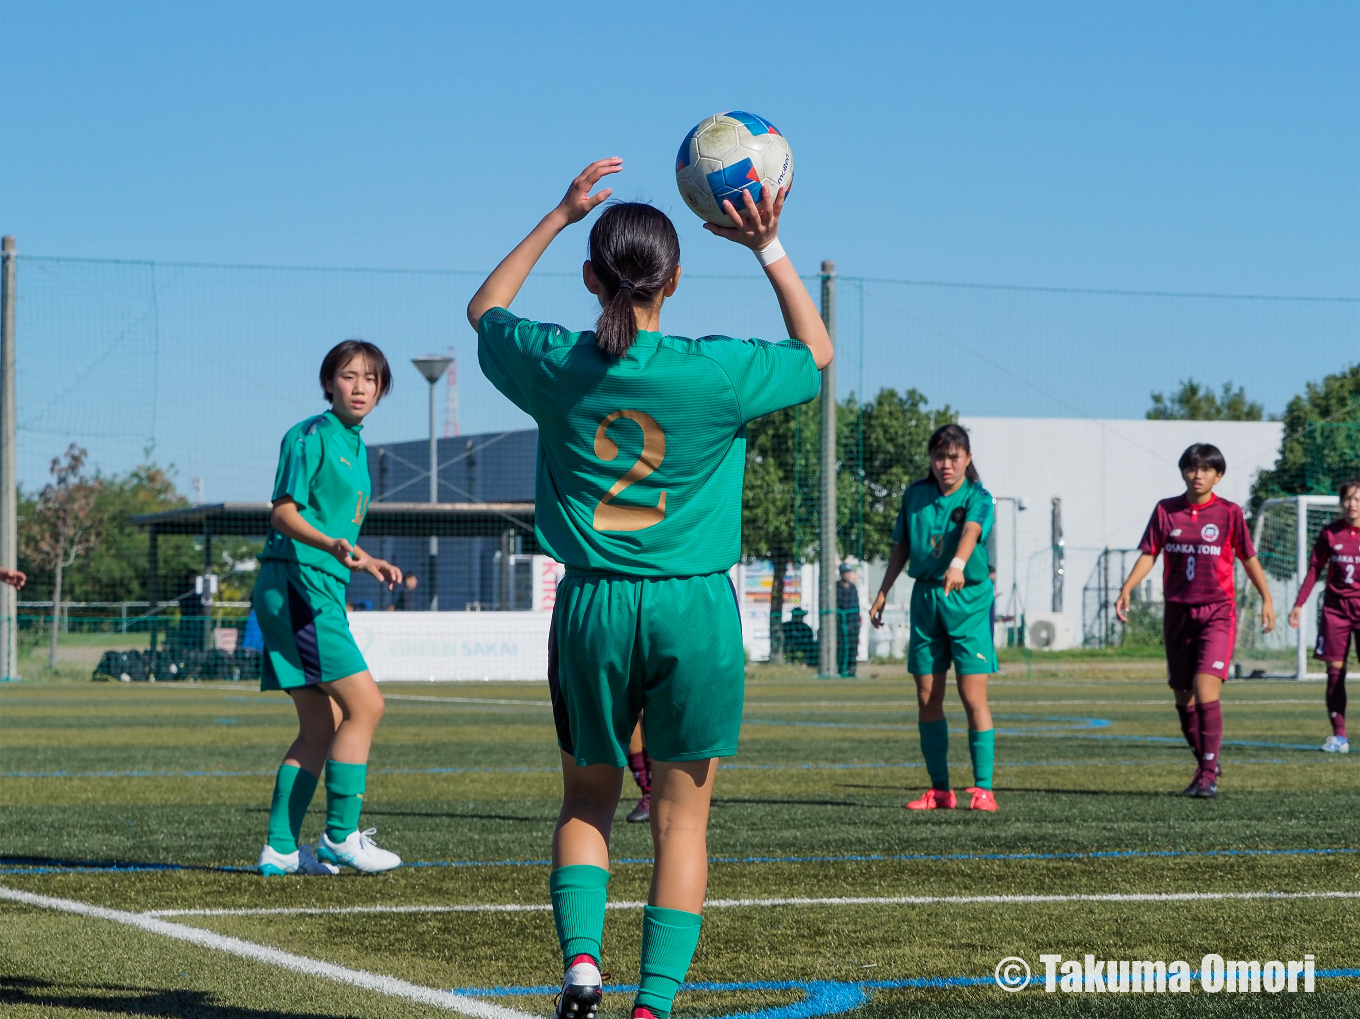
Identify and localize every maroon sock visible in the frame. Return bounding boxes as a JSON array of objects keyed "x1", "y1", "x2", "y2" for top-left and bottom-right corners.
[
  {"x1": 627, "y1": 749, "x2": 651, "y2": 795},
  {"x1": 1326, "y1": 665, "x2": 1347, "y2": 738},
  {"x1": 1197, "y1": 700, "x2": 1223, "y2": 775},
  {"x1": 1175, "y1": 702, "x2": 1201, "y2": 759}
]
